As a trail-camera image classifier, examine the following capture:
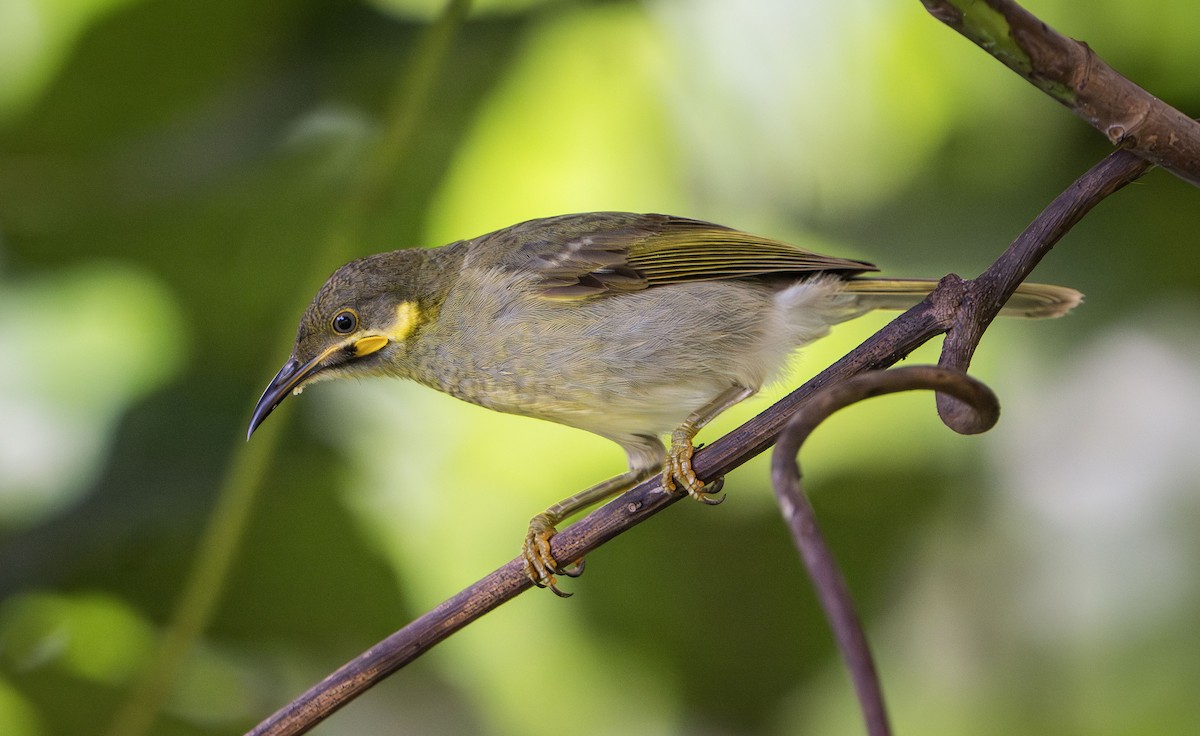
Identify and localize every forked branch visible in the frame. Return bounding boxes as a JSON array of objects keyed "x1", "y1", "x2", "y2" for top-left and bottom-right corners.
[{"x1": 770, "y1": 366, "x2": 1001, "y2": 736}]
